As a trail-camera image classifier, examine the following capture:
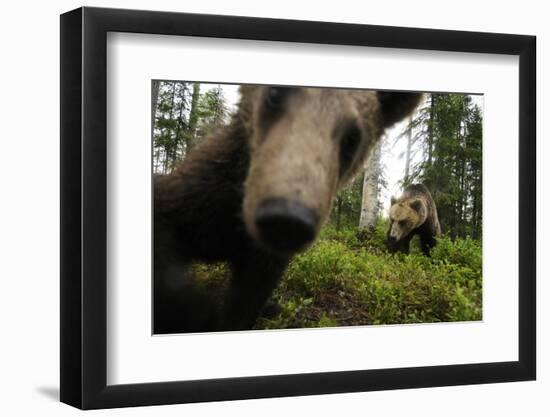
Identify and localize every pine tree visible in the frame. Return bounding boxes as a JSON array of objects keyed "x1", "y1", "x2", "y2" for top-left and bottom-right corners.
[
  {"x1": 401, "y1": 93, "x2": 483, "y2": 240},
  {"x1": 153, "y1": 82, "x2": 231, "y2": 174}
]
